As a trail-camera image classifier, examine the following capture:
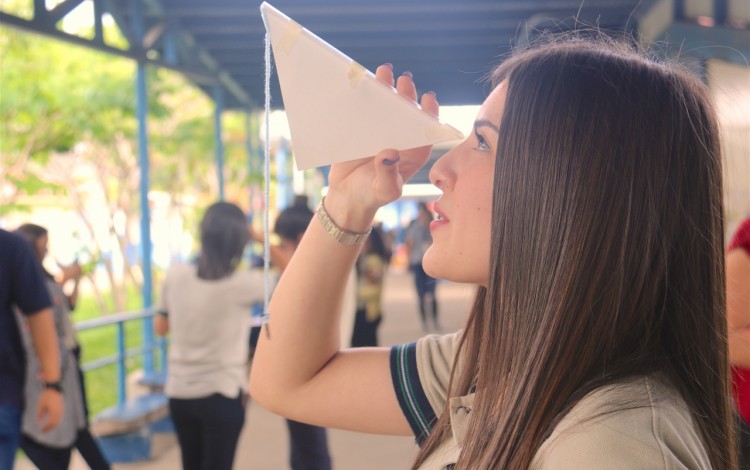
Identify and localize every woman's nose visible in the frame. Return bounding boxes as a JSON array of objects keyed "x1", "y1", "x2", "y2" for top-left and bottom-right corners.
[{"x1": 429, "y1": 148, "x2": 455, "y2": 191}]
